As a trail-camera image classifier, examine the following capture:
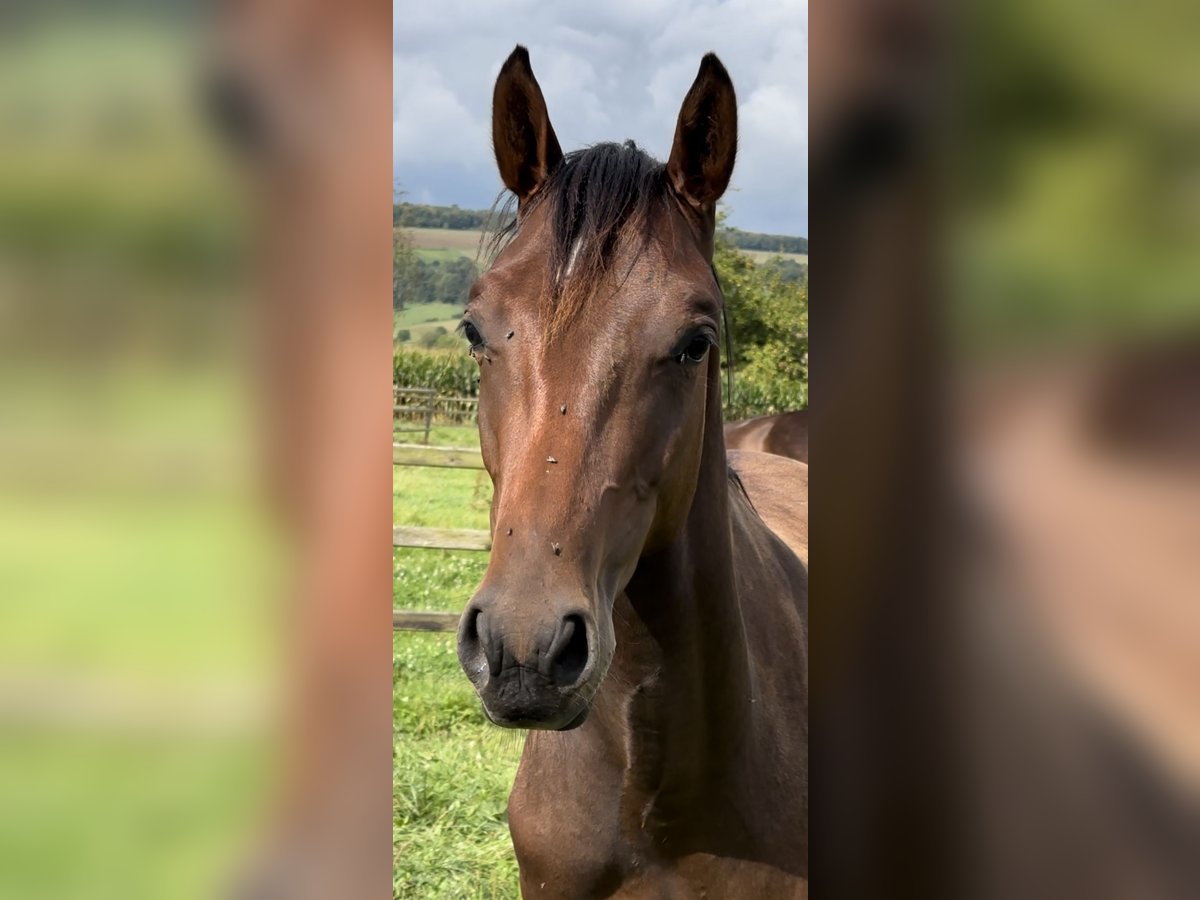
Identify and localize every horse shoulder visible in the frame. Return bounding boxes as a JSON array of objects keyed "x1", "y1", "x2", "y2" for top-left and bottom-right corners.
[{"x1": 727, "y1": 450, "x2": 808, "y2": 564}]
